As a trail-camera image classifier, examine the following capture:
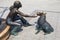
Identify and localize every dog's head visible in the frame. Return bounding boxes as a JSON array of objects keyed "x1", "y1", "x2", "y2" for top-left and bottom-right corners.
[{"x1": 37, "y1": 11, "x2": 47, "y2": 16}]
